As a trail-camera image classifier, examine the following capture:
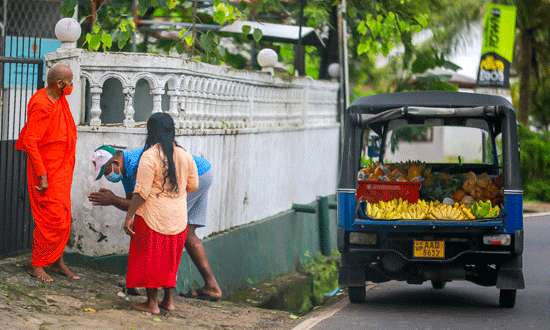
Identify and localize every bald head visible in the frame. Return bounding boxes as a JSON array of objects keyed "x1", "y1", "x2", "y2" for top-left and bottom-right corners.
[
  {"x1": 46, "y1": 63, "x2": 74, "y2": 97},
  {"x1": 47, "y1": 63, "x2": 73, "y2": 86}
]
